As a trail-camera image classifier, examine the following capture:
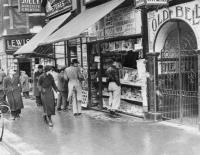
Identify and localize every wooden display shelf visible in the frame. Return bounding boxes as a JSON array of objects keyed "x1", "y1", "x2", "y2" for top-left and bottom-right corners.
[
  {"x1": 101, "y1": 79, "x2": 145, "y2": 87},
  {"x1": 121, "y1": 96, "x2": 142, "y2": 103},
  {"x1": 102, "y1": 92, "x2": 143, "y2": 103},
  {"x1": 120, "y1": 79, "x2": 144, "y2": 87}
]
